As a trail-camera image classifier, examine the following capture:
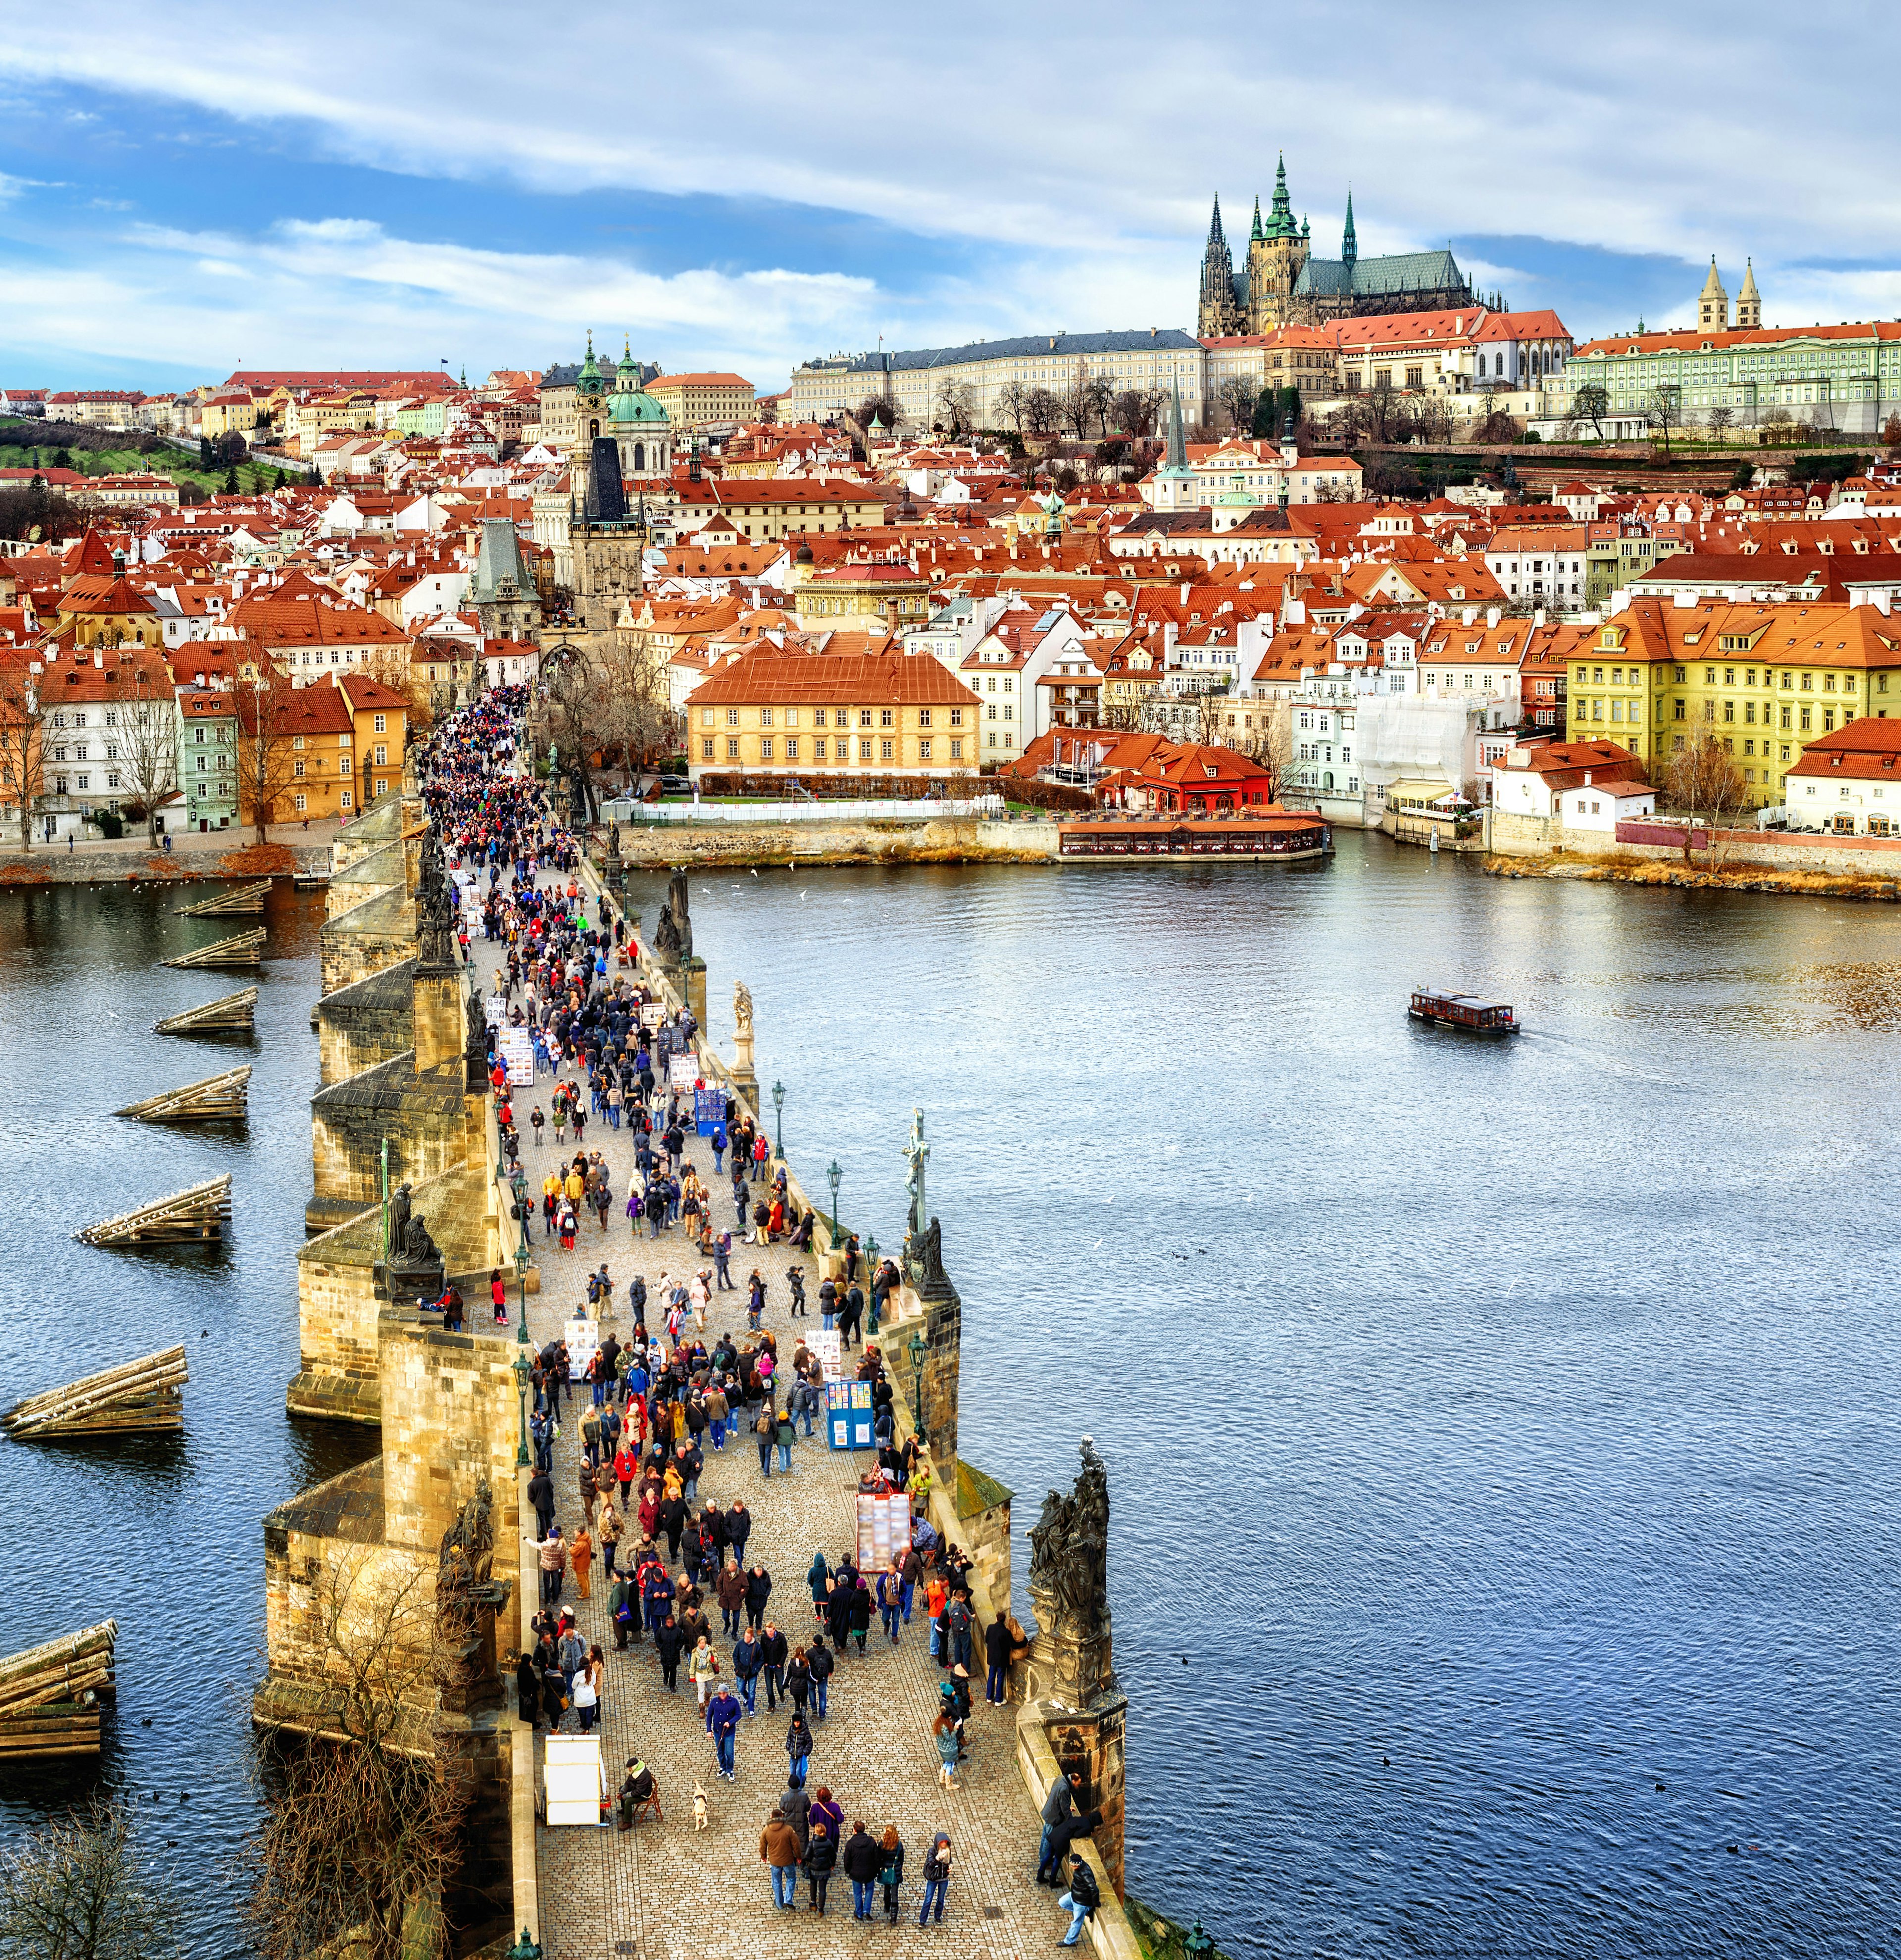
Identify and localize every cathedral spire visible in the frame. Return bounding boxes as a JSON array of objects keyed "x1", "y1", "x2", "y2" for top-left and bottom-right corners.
[
  {"x1": 1251, "y1": 196, "x2": 1263, "y2": 243},
  {"x1": 1342, "y1": 188, "x2": 1357, "y2": 266},
  {"x1": 1268, "y1": 152, "x2": 1295, "y2": 238},
  {"x1": 1165, "y1": 381, "x2": 1187, "y2": 471},
  {"x1": 1205, "y1": 194, "x2": 1228, "y2": 253}
]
